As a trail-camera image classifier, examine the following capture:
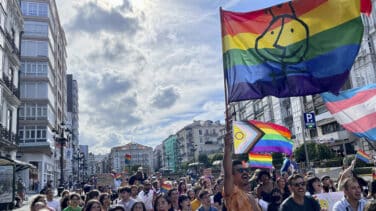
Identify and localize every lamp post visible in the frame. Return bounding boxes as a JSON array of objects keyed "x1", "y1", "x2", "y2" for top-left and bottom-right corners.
[
  {"x1": 191, "y1": 144, "x2": 198, "y2": 177},
  {"x1": 52, "y1": 122, "x2": 70, "y2": 196},
  {"x1": 73, "y1": 149, "x2": 84, "y2": 187}
]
